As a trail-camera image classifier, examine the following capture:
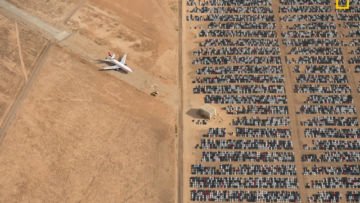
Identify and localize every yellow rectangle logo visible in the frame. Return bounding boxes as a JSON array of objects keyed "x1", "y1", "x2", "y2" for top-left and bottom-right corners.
[{"x1": 336, "y1": 0, "x2": 350, "y2": 10}]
